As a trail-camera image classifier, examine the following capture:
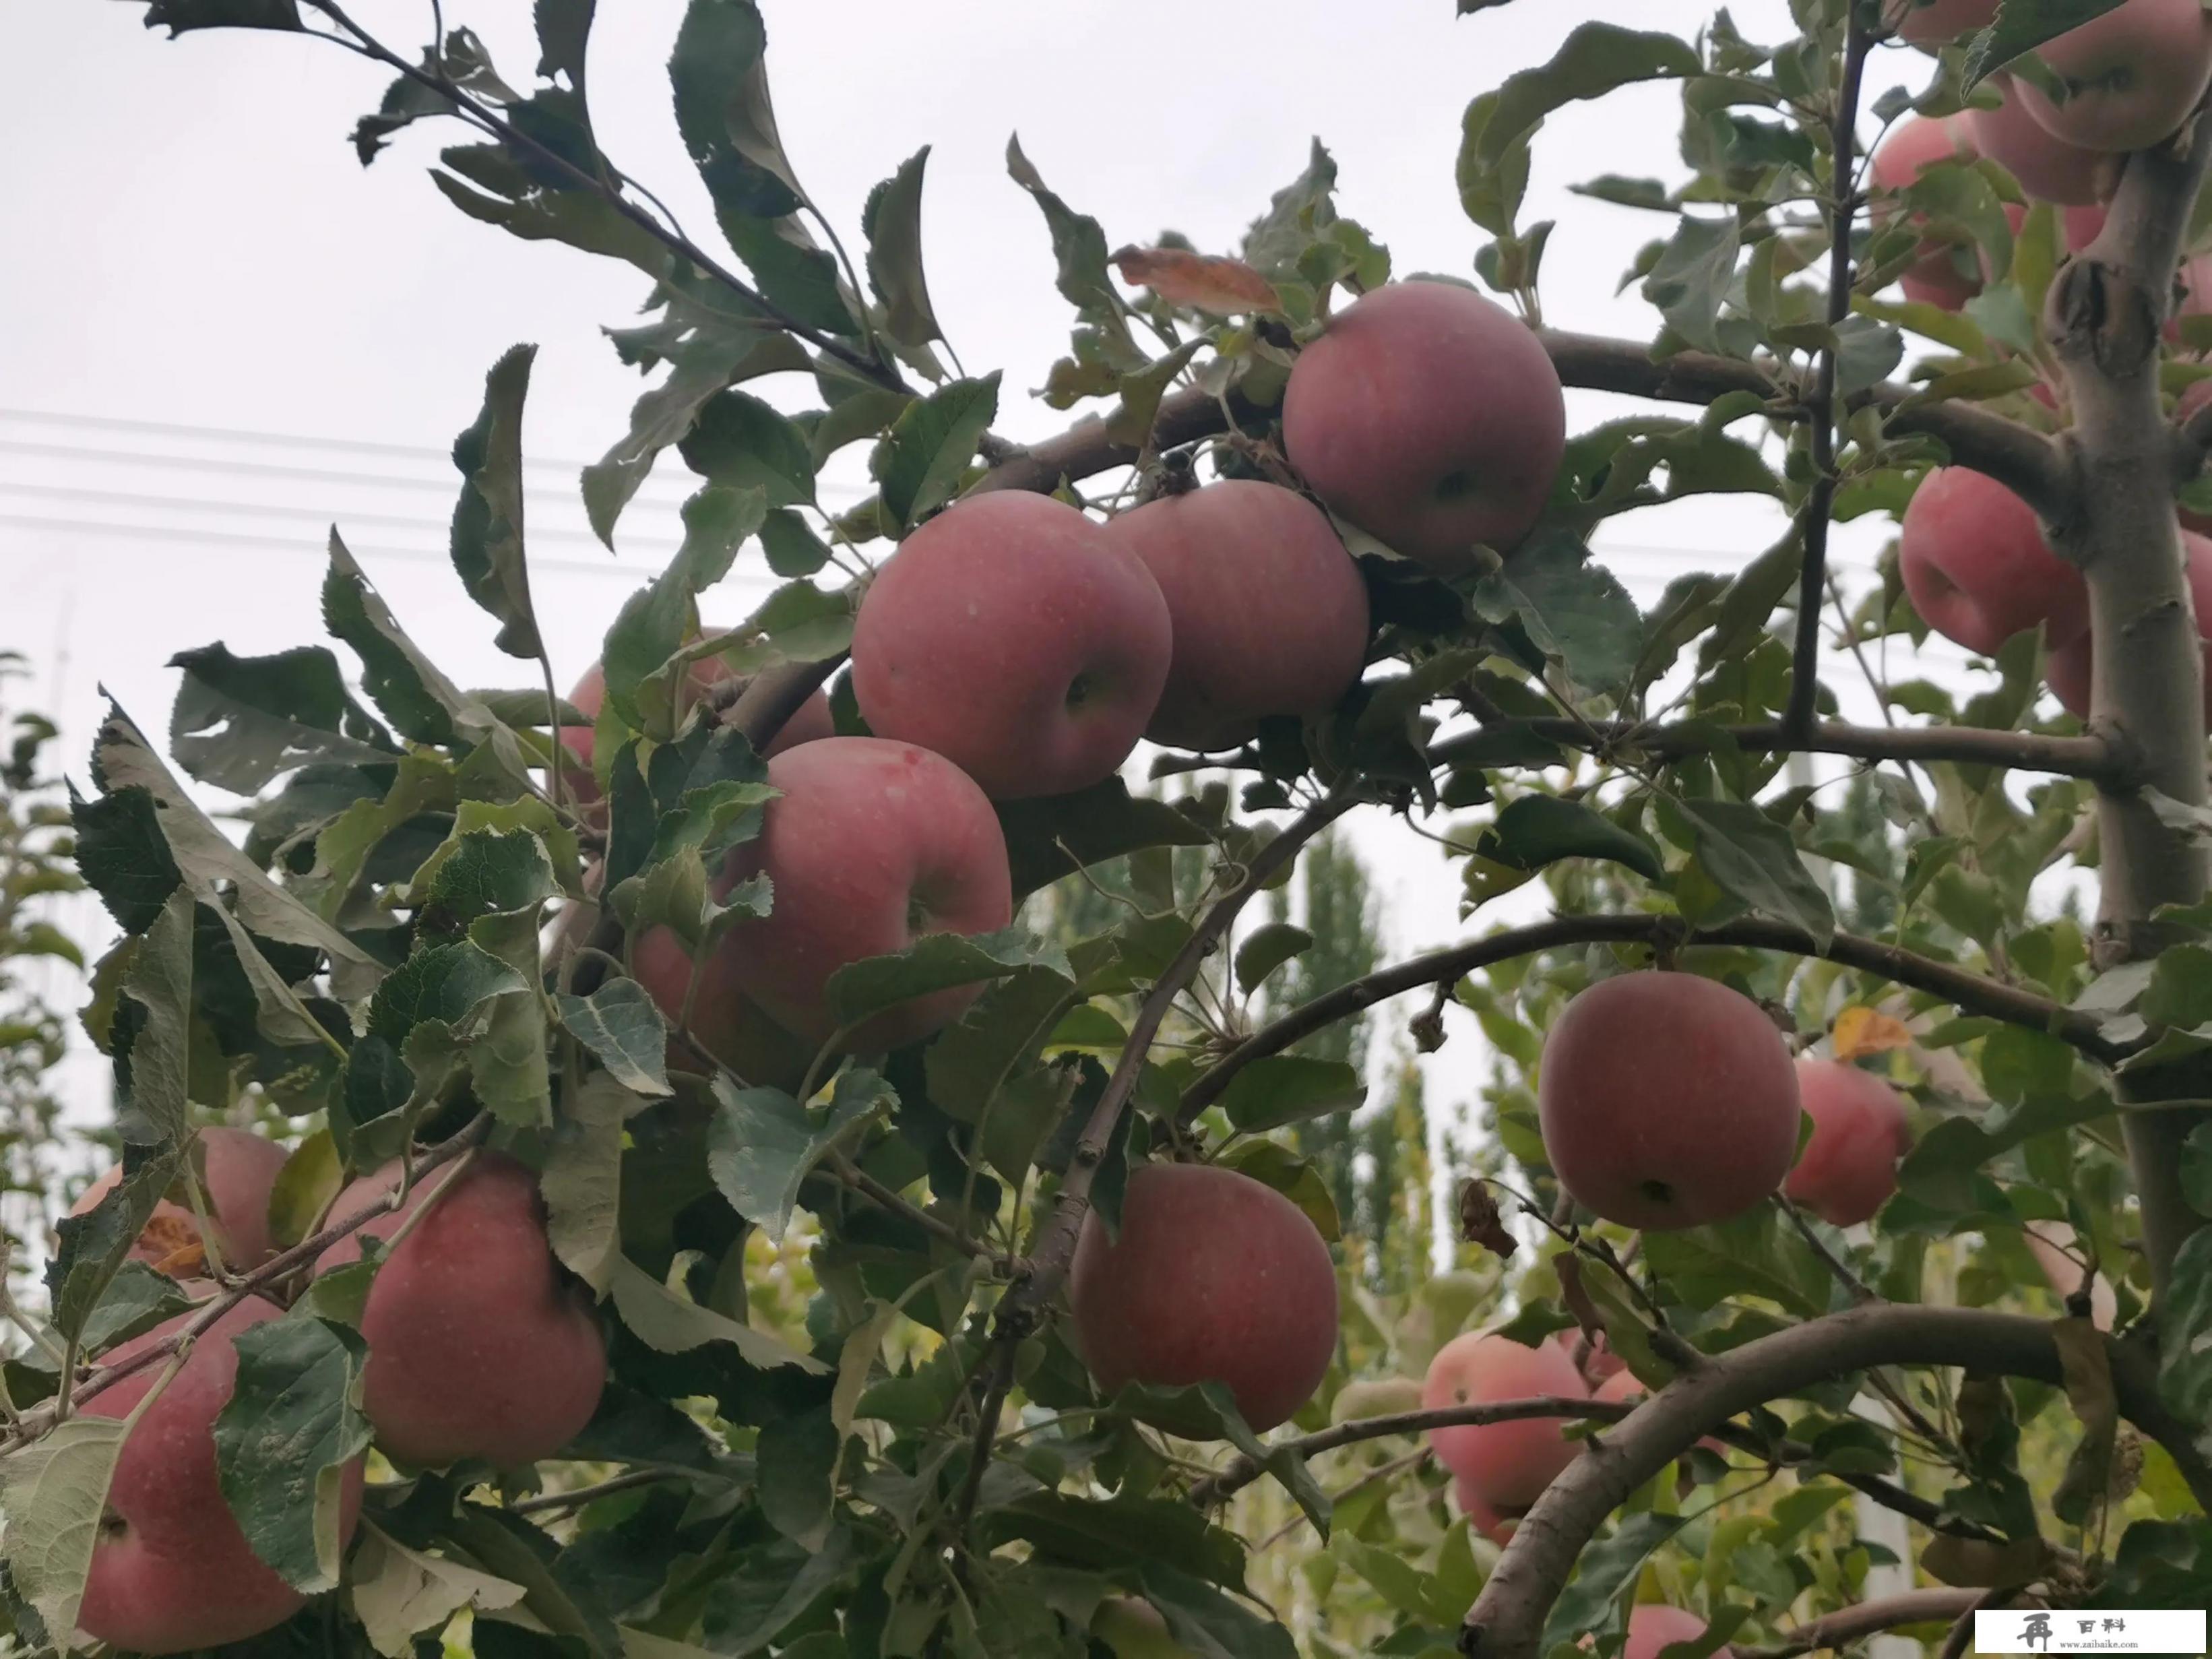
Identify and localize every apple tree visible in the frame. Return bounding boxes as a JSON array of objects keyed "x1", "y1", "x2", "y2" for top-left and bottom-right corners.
[{"x1": 3, "y1": 0, "x2": 2211, "y2": 1654}]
